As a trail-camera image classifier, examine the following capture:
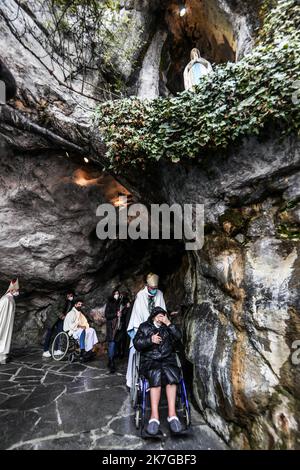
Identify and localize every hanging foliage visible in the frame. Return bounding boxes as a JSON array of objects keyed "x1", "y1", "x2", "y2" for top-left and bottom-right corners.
[{"x1": 95, "y1": 0, "x2": 300, "y2": 170}]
